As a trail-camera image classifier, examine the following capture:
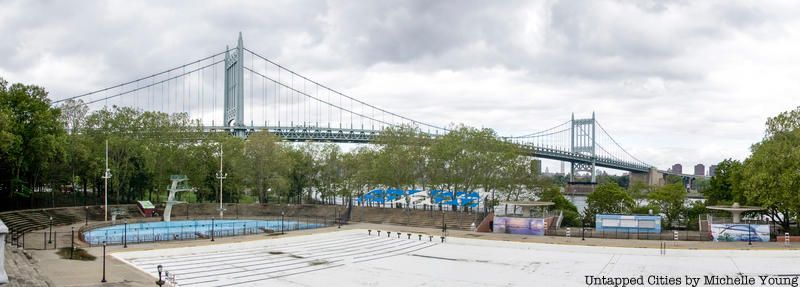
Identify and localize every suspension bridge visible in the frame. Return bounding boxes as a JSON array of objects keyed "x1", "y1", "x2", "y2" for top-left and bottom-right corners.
[{"x1": 54, "y1": 33, "x2": 688, "y2": 185}]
